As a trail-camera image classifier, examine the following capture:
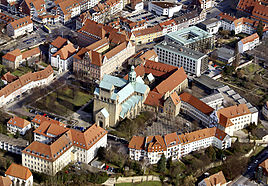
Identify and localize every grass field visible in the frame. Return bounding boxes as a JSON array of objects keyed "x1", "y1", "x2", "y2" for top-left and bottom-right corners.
[
  {"x1": 11, "y1": 66, "x2": 33, "y2": 77},
  {"x1": 31, "y1": 85, "x2": 93, "y2": 116},
  {"x1": 116, "y1": 181, "x2": 161, "y2": 186}
]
